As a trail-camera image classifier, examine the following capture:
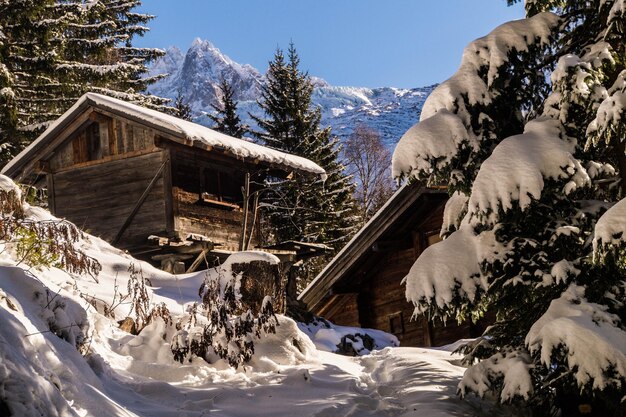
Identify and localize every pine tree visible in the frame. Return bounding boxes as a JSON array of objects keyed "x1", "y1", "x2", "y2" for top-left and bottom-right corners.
[
  {"x1": 0, "y1": 0, "x2": 64, "y2": 153},
  {"x1": 174, "y1": 92, "x2": 193, "y2": 121},
  {"x1": 58, "y1": 0, "x2": 165, "y2": 101},
  {"x1": 252, "y1": 43, "x2": 359, "y2": 253},
  {"x1": 0, "y1": 0, "x2": 165, "y2": 160},
  {"x1": 393, "y1": 1, "x2": 626, "y2": 415},
  {"x1": 0, "y1": 26, "x2": 17, "y2": 164},
  {"x1": 207, "y1": 78, "x2": 247, "y2": 138}
]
